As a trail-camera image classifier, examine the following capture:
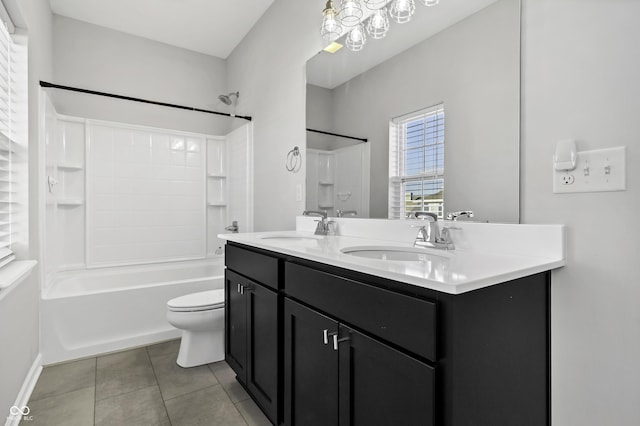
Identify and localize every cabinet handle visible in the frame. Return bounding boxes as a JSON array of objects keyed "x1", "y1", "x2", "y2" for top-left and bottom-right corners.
[
  {"x1": 323, "y1": 329, "x2": 329, "y2": 345},
  {"x1": 237, "y1": 283, "x2": 241, "y2": 293},
  {"x1": 327, "y1": 331, "x2": 339, "y2": 350},
  {"x1": 240, "y1": 285, "x2": 244, "y2": 294}
]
